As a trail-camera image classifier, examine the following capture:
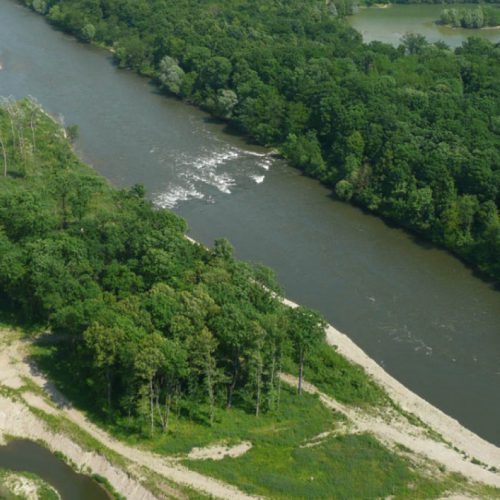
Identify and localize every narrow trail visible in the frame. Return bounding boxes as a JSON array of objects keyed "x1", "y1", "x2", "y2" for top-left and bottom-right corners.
[
  {"x1": 3, "y1": 305, "x2": 500, "y2": 498},
  {"x1": 282, "y1": 297, "x2": 500, "y2": 483},
  {"x1": 281, "y1": 373, "x2": 500, "y2": 489},
  {"x1": 0, "y1": 330, "x2": 259, "y2": 500}
]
